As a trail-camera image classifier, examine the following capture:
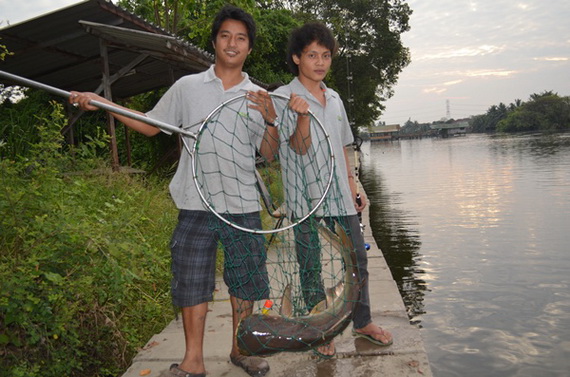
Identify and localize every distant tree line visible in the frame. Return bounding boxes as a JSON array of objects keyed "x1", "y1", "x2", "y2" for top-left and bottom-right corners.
[
  {"x1": 470, "y1": 91, "x2": 570, "y2": 133},
  {"x1": 398, "y1": 119, "x2": 435, "y2": 137},
  {"x1": 398, "y1": 91, "x2": 570, "y2": 137}
]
